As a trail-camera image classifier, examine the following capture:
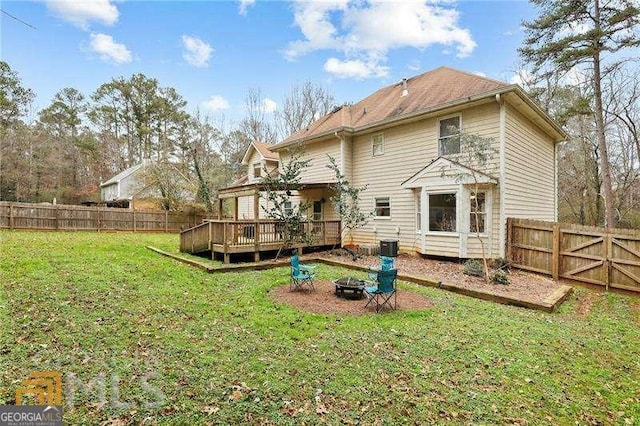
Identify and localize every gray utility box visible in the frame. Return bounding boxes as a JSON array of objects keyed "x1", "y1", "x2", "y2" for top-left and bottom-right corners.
[{"x1": 380, "y1": 239, "x2": 398, "y2": 257}]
